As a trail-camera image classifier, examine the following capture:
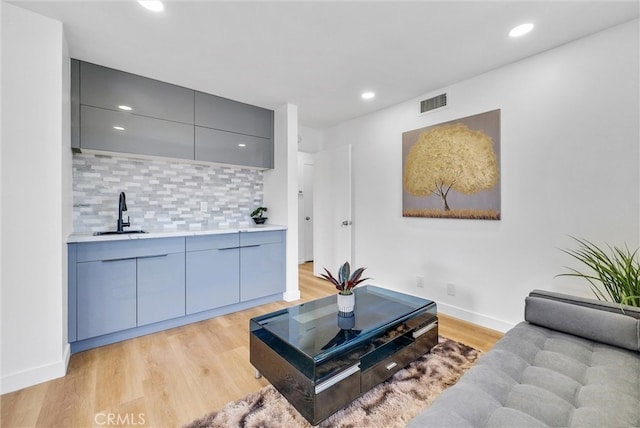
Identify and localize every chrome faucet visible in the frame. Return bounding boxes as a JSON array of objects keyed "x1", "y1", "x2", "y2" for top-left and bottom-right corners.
[{"x1": 117, "y1": 192, "x2": 130, "y2": 232}]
